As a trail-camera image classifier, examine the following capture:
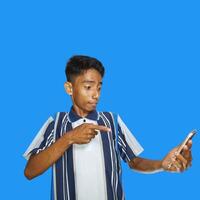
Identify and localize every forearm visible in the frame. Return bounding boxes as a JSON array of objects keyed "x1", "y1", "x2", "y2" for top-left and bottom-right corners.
[
  {"x1": 24, "y1": 132, "x2": 74, "y2": 180},
  {"x1": 128, "y1": 157, "x2": 163, "y2": 173}
]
